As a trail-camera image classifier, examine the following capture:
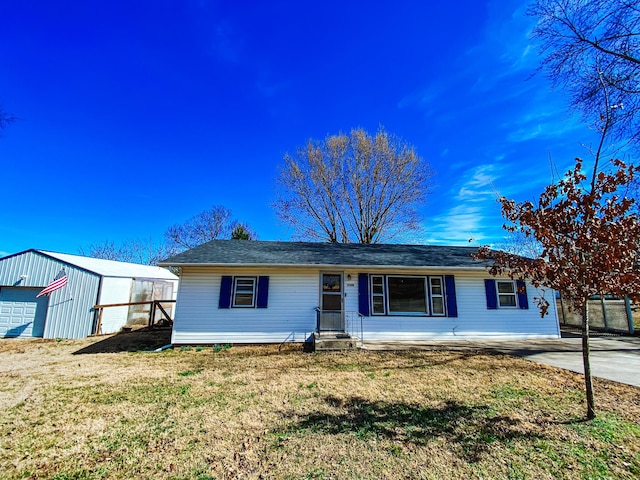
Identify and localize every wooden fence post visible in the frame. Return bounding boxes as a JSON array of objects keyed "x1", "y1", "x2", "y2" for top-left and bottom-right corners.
[{"x1": 149, "y1": 301, "x2": 157, "y2": 327}]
